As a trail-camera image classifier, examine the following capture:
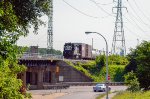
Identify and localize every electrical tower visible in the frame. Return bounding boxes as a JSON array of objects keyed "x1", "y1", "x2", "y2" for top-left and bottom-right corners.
[
  {"x1": 112, "y1": 0, "x2": 126, "y2": 56},
  {"x1": 47, "y1": 0, "x2": 53, "y2": 54}
]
